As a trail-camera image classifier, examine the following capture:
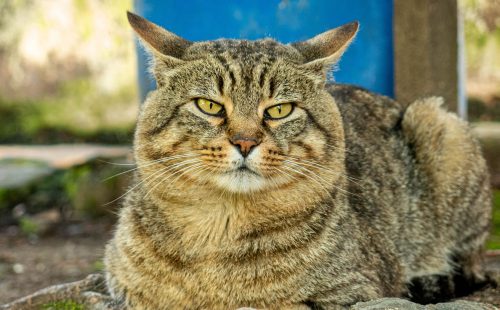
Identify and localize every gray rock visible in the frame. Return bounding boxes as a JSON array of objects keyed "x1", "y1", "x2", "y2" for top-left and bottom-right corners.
[
  {"x1": 351, "y1": 298, "x2": 423, "y2": 310},
  {"x1": 431, "y1": 300, "x2": 497, "y2": 310},
  {"x1": 0, "y1": 144, "x2": 131, "y2": 169},
  {"x1": 0, "y1": 160, "x2": 54, "y2": 189},
  {"x1": 351, "y1": 298, "x2": 497, "y2": 310}
]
